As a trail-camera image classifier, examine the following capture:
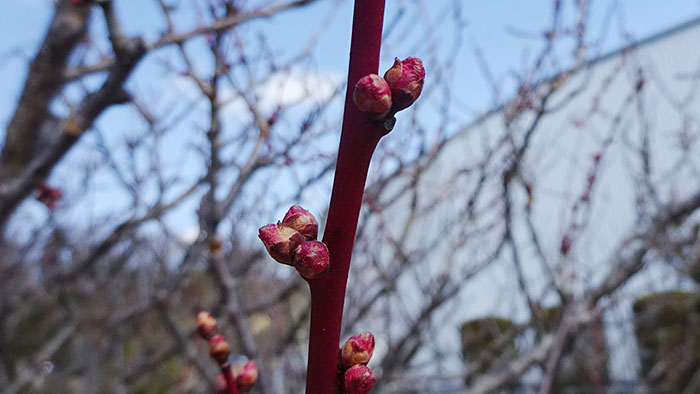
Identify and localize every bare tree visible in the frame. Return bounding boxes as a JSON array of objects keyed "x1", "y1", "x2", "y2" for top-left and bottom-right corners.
[
  {"x1": 346, "y1": 2, "x2": 700, "y2": 393},
  {"x1": 1, "y1": 1, "x2": 699, "y2": 393}
]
